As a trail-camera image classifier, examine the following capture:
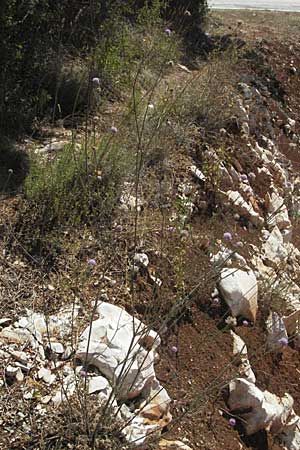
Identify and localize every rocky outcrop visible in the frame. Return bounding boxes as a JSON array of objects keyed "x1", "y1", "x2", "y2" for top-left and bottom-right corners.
[{"x1": 228, "y1": 378, "x2": 294, "y2": 435}]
